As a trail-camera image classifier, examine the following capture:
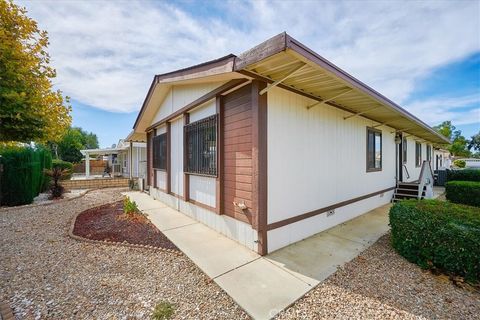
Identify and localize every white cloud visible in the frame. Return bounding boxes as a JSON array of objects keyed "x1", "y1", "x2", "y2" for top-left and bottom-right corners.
[
  {"x1": 19, "y1": 0, "x2": 480, "y2": 114},
  {"x1": 405, "y1": 93, "x2": 480, "y2": 126}
]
